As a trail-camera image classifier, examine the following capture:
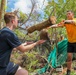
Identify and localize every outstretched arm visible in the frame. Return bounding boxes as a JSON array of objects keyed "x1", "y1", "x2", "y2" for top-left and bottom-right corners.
[
  {"x1": 64, "y1": 20, "x2": 76, "y2": 25},
  {"x1": 50, "y1": 20, "x2": 65, "y2": 28},
  {"x1": 16, "y1": 40, "x2": 46, "y2": 52},
  {"x1": 49, "y1": 19, "x2": 76, "y2": 28},
  {"x1": 50, "y1": 24, "x2": 64, "y2": 28}
]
